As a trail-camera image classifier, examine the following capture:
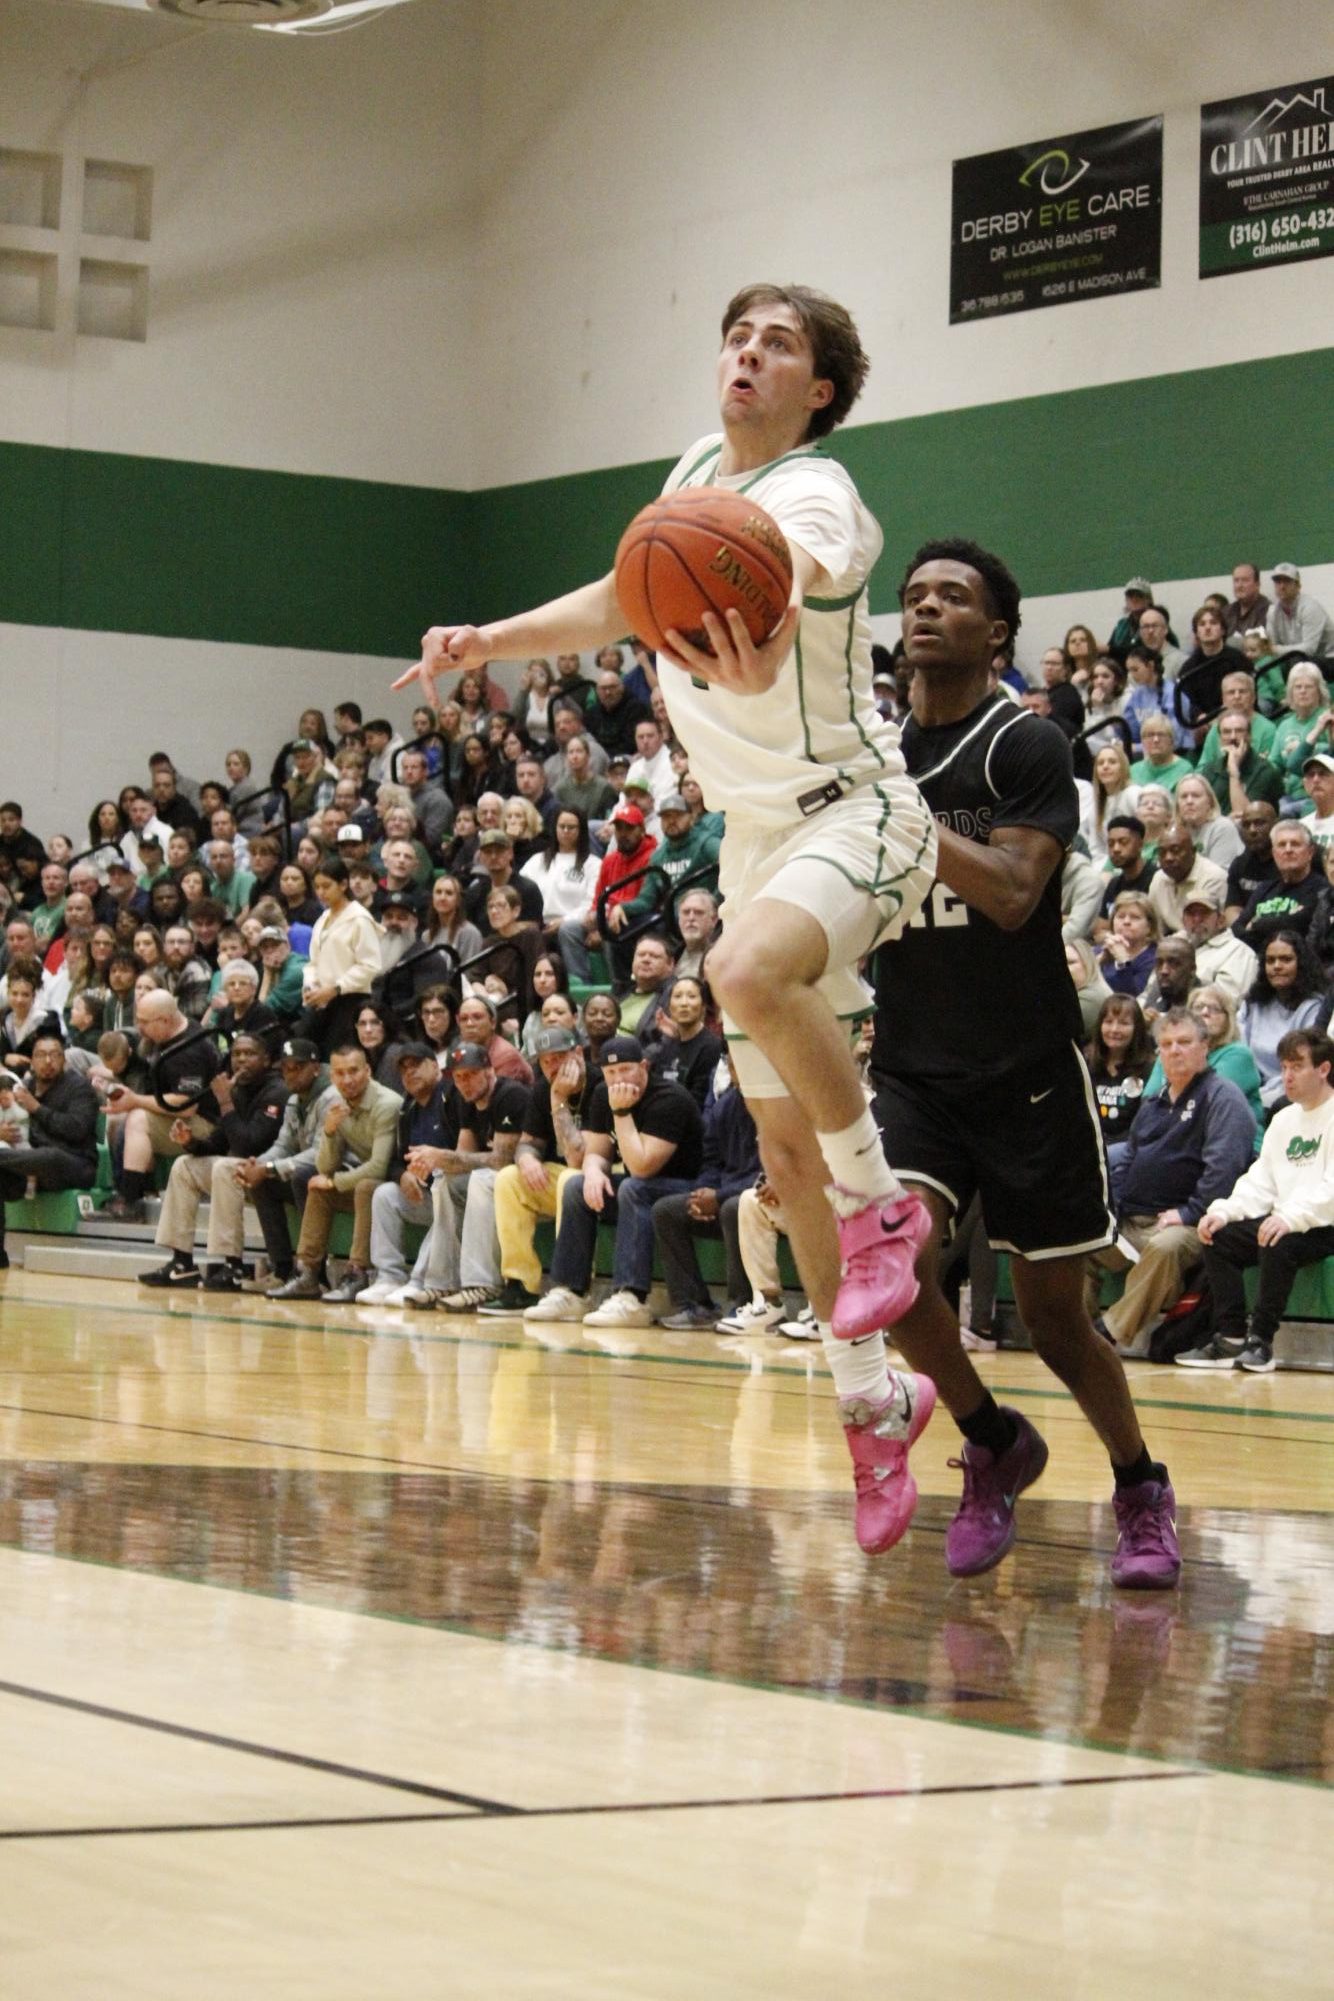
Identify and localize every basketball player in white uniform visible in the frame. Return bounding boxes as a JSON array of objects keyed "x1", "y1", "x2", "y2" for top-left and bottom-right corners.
[{"x1": 397, "y1": 284, "x2": 939, "y2": 1554}]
